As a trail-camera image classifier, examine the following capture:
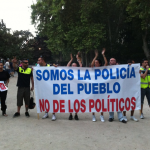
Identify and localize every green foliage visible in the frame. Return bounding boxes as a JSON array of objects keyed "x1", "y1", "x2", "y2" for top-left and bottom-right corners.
[
  {"x1": 31, "y1": 0, "x2": 149, "y2": 64},
  {"x1": 31, "y1": 0, "x2": 106, "y2": 55},
  {"x1": 0, "y1": 20, "x2": 34, "y2": 60}
]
